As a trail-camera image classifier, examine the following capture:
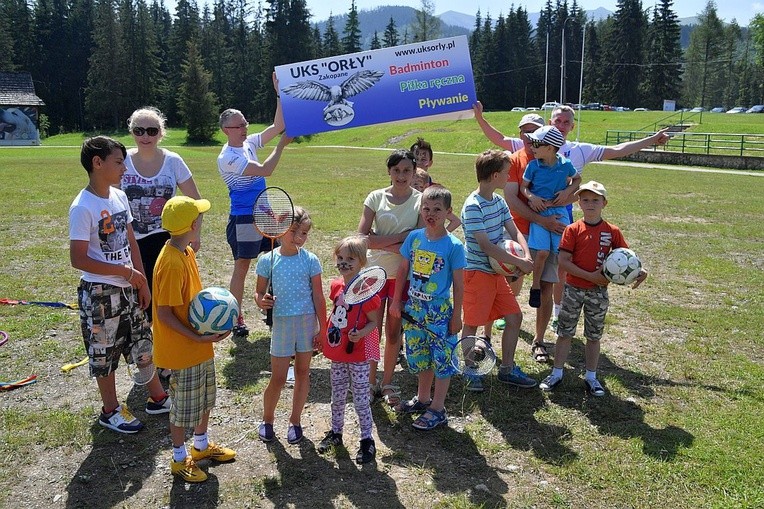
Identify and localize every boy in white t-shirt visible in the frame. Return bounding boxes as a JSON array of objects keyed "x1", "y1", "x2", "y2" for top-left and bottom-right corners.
[{"x1": 69, "y1": 136, "x2": 171, "y2": 434}]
